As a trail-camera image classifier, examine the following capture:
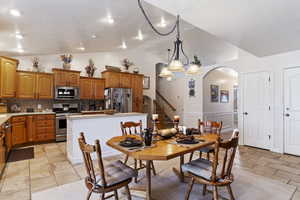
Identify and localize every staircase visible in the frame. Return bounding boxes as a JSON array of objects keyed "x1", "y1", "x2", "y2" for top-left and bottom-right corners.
[{"x1": 154, "y1": 90, "x2": 177, "y2": 129}]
